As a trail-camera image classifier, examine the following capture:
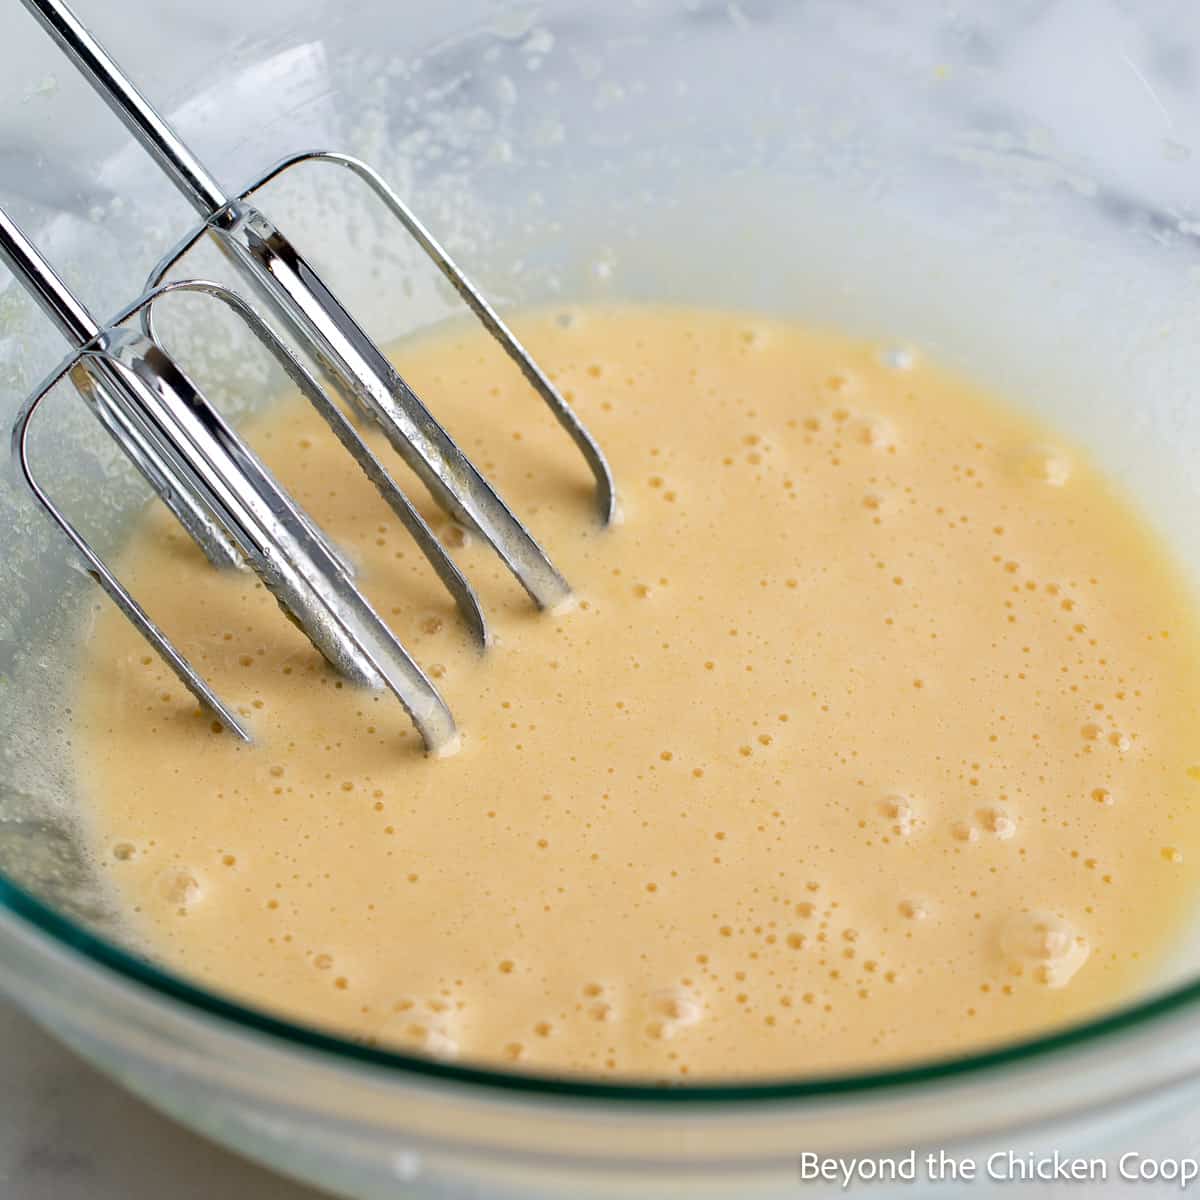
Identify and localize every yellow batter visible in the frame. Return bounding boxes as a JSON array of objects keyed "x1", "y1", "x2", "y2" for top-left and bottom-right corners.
[{"x1": 75, "y1": 307, "x2": 1200, "y2": 1078}]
